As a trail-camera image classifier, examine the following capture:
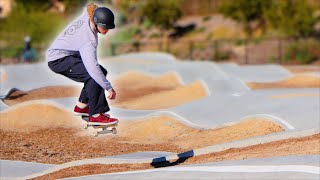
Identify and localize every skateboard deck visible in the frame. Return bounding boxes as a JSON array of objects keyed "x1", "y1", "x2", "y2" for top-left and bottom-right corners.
[{"x1": 81, "y1": 115, "x2": 118, "y2": 136}]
